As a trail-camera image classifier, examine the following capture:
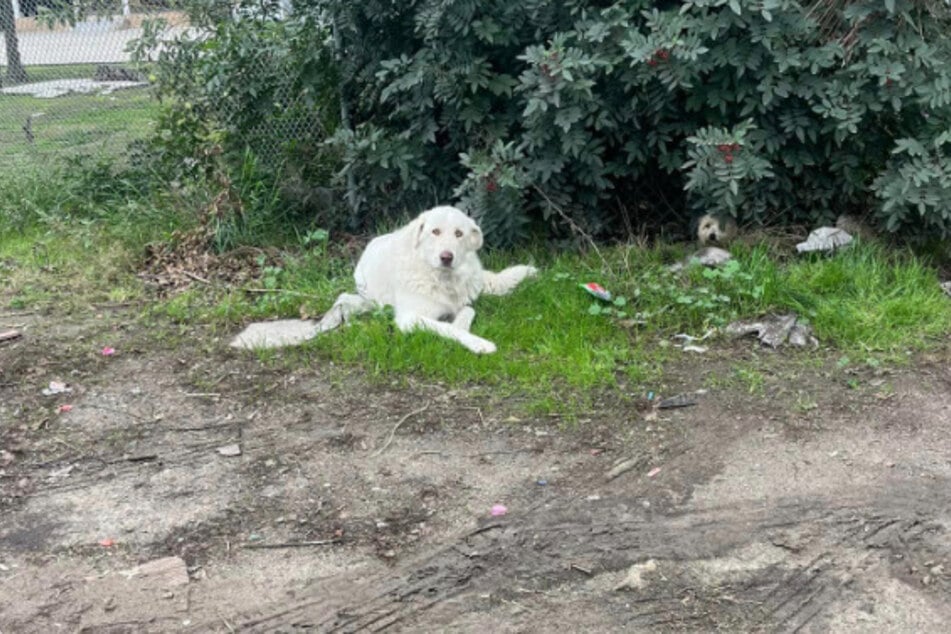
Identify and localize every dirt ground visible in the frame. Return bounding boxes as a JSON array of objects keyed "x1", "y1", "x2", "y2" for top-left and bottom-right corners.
[{"x1": 2, "y1": 306, "x2": 951, "y2": 633}]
